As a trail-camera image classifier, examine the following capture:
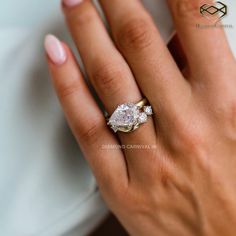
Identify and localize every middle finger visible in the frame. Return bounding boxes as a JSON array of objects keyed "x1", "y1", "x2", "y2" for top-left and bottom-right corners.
[{"x1": 99, "y1": 0, "x2": 190, "y2": 121}]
